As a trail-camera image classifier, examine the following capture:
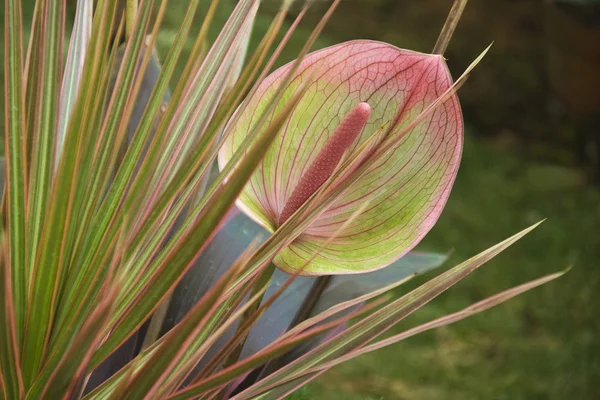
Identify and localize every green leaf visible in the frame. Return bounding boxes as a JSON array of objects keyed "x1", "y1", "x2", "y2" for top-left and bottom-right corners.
[
  {"x1": 56, "y1": 0, "x2": 93, "y2": 162},
  {"x1": 335, "y1": 269, "x2": 568, "y2": 360},
  {"x1": 27, "y1": 288, "x2": 116, "y2": 400},
  {"x1": 59, "y1": 0, "x2": 257, "y2": 343},
  {"x1": 20, "y1": 0, "x2": 123, "y2": 386},
  {"x1": 0, "y1": 235, "x2": 24, "y2": 398},
  {"x1": 115, "y1": 247, "x2": 262, "y2": 400},
  {"x1": 90, "y1": 51, "x2": 303, "y2": 369},
  {"x1": 3, "y1": 0, "x2": 28, "y2": 348},
  {"x1": 165, "y1": 303, "x2": 384, "y2": 399},
  {"x1": 50, "y1": 0, "x2": 178, "y2": 340},
  {"x1": 86, "y1": 80, "x2": 310, "y2": 397},
  {"x1": 25, "y1": 0, "x2": 64, "y2": 277}
]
